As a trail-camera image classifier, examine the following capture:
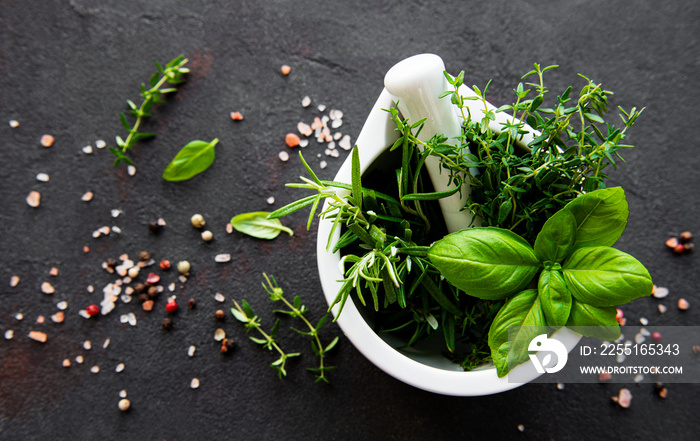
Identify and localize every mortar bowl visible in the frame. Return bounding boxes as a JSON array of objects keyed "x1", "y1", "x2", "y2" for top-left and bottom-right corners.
[{"x1": 316, "y1": 86, "x2": 581, "y2": 396}]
